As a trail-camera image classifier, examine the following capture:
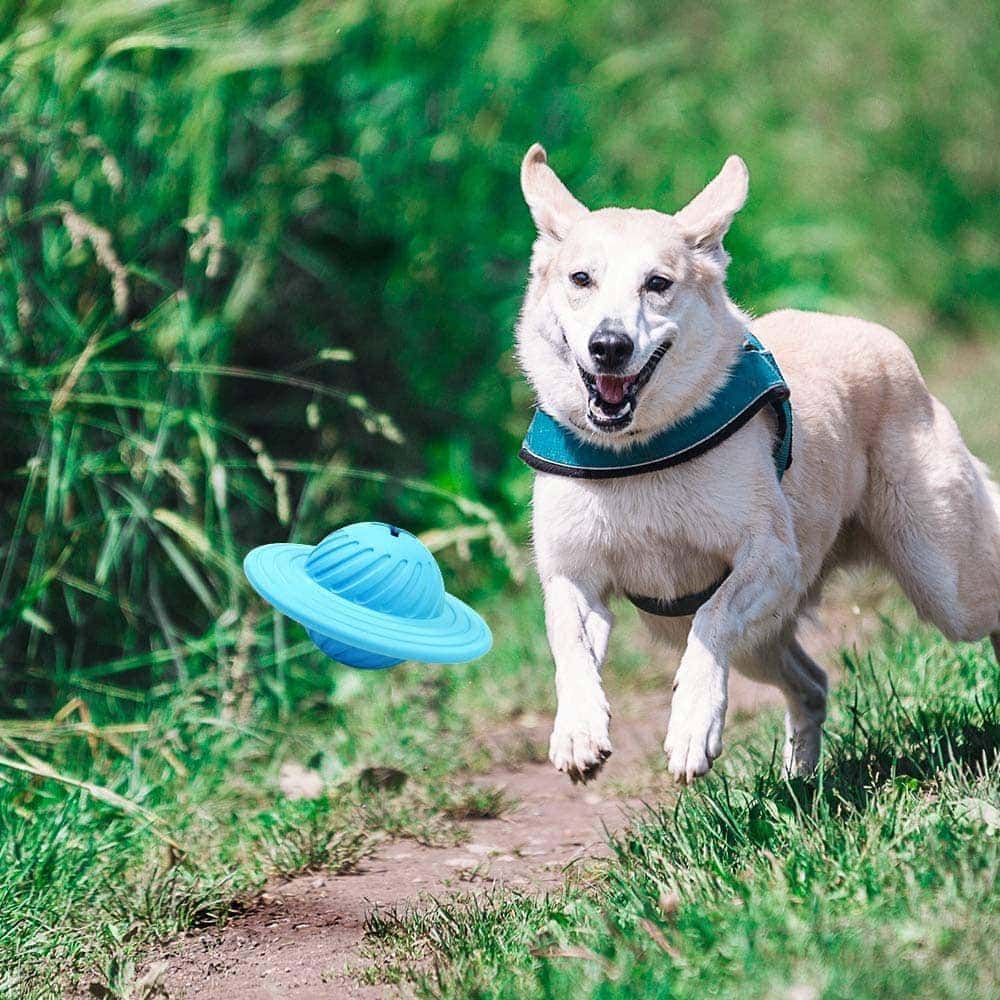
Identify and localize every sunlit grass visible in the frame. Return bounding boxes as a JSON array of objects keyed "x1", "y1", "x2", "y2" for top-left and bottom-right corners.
[{"x1": 364, "y1": 627, "x2": 999, "y2": 999}]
